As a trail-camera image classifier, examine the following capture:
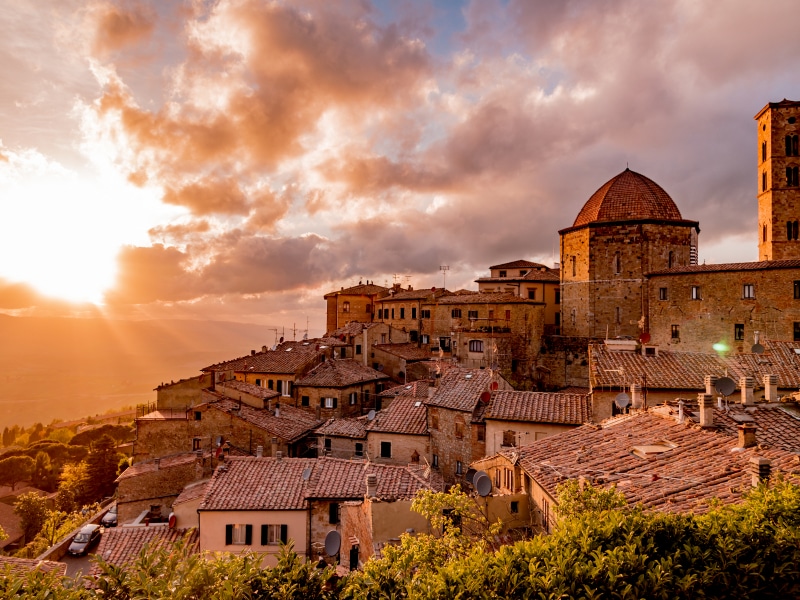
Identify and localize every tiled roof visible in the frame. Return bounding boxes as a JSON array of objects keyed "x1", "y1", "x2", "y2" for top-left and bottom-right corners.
[
  {"x1": 199, "y1": 457, "x2": 439, "y2": 510},
  {"x1": 209, "y1": 396, "x2": 322, "y2": 443},
  {"x1": 0, "y1": 502, "x2": 22, "y2": 549},
  {"x1": 485, "y1": 391, "x2": 592, "y2": 425},
  {"x1": 324, "y1": 283, "x2": 389, "y2": 298},
  {"x1": 488, "y1": 260, "x2": 547, "y2": 270},
  {"x1": 425, "y1": 368, "x2": 498, "y2": 413},
  {"x1": 173, "y1": 480, "x2": 210, "y2": 506},
  {"x1": 0, "y1": 556, "x2": 66, "y2": 577},
  {"x1": 590, "y1": 341, "x2": 800, "y2": 390},
  {"x1": 373, "y1": 343, "x2": 434, "y2": 361},
  {"x1": 572, "y1": 169, "x2": 686, "y2": 228},
  {"x1": 380, "y1": 380, "x2": 432, "y2": 399},
  {"x1": 217, "y1": 379, "x2": 280, "y2": 401},
  {"x1": 117, "y1": 452, "x2": 201, "y2": 481},
  {"x1": 315, "y1": 417, "x2": 368, "y2": 439},
  {"x1": 558, "y1": 386, "x2": 591, "y2": 395},
  {"x1": 295, "y1": 359, "x2": 389, "y2": 388},
  {"x1": 330, "y1": 322, "x2": 381, "y2": 337},
  {"x1": 434, "y1": 292, "x2": 533, "y2": 305},
  {"x1": 89, "y1": 527, "x2": 199, "y2": 577},
  {"x1": 516, "y1": 411, "x2": 800, "y2": 514},
  {"x1": 648, "y1": 258, "x2": 800, "y2": 276},
  {"x1": 202, "y1": 340, "x2": 327, "y2": 374},
  {"x1": 367, "y1": 394, "x2": 428, "y2": 435}
]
